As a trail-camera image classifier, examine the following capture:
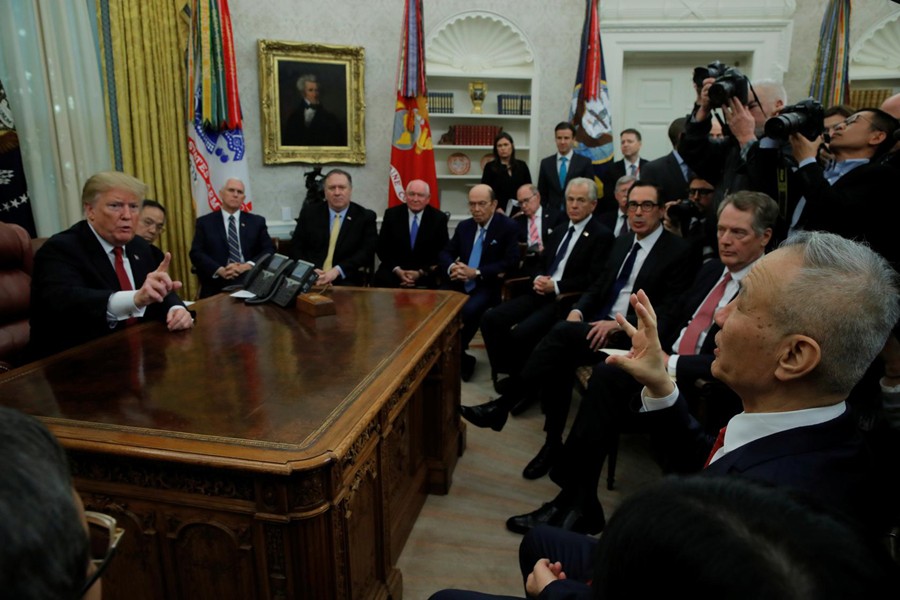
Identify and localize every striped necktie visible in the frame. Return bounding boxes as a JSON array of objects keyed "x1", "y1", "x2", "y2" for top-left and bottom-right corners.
[{"x1": 227, "y1": 215, "x2": 242, "y2": 264}]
